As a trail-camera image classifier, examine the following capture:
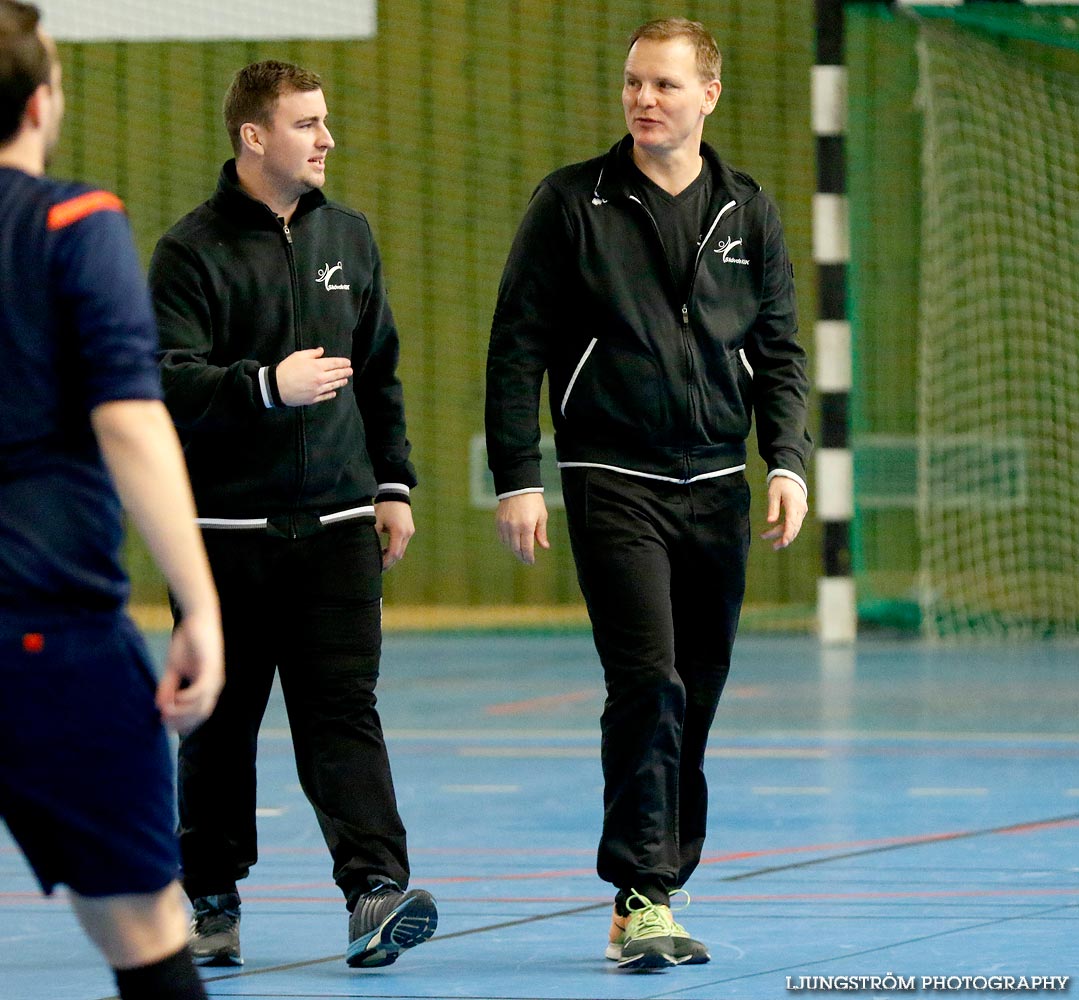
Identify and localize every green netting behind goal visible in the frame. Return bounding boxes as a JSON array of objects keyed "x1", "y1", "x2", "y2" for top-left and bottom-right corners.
[{"x1": 848, "y1": 5, "x2": 1079, "y2": 639}]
